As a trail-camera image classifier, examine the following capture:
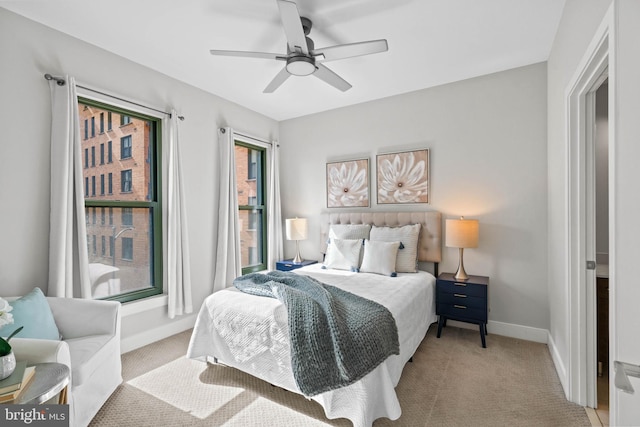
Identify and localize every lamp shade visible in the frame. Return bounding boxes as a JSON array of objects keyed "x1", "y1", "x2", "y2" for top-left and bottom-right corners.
[
  {"x1": 285, "y1": 218, "x2": 308, "y2": 241},
  {"x1": 445, "y1": 218, "x2": 479, "y2": 248}
]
